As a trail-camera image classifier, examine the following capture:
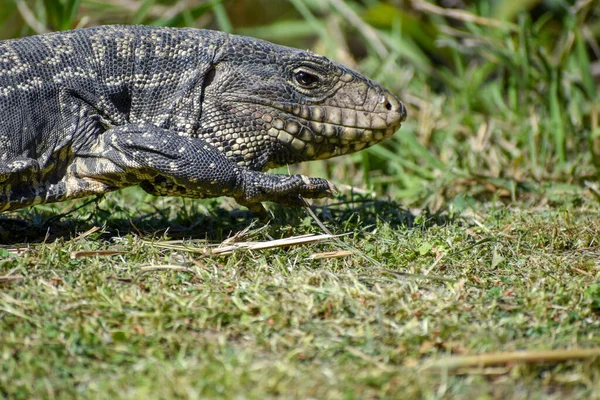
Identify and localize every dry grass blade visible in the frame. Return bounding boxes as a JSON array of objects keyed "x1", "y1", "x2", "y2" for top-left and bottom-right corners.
[
  {"x1": 3, "y1": 248, "x2": 30, "y2": 256},
  {"x1": 139, "y1": 265, "x2": 195, "y2": 273},
  {"x1": 100, "y1": 0, "x2": 205, "y2": 20},
  {"x1": 212, "y1": 233, "x2": 338, "y2": 255},
  {"x1": 70, "y1": 250, "x2": 129, "y2": 259},
  {"x1": 308, "y1": 250, "x2": 356, "y2": 259},
  {"x1": 0, "y1": 275, "x2": 25, "y2": 284},
  {"x1": 453, "y1": 366, "x2": 512, "y2": 376},
  {"x1": 302, "y1": 199, "x2": 332, "y2": 235},
  {"x1": 15, "y1": 0, "x2": 48, "y2": 33},
  {"x1": 146, "y1": 234, "x2": 340, "y2": 255},
  {"x1": 71, "y1": 226, "x2": 102, "y2": 242},
  {"x1": 411, "y1": 0, "x2": 518, "y2": 31},
  {"x1": 421, "y1": 348, "x2": 600, "y2": 371},
  {"x1": 328, "y1": 0, "x2": 388, "y2": 58},
  {"x1": 219, "y1": 222, "x2": 258, "y2": 246}
]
